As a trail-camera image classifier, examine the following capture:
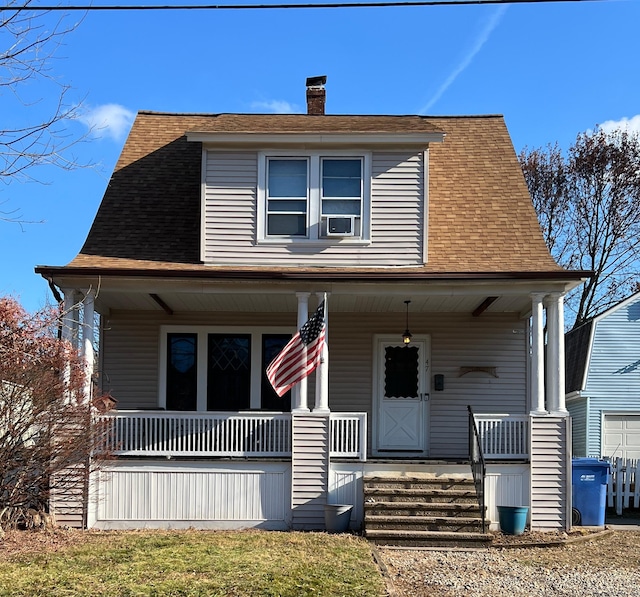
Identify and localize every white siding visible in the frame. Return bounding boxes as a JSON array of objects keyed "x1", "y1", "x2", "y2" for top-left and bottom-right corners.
[
  {"x1": 328, "y1": 464, "x2": 362, "y2": 530},
  {"x1": 88, "y1": 461, "x2": 291, "y2": 530},
  {"x1": 485, "y1": 464, "x2": 529, "y2": 530},
  {"x1": 201, "y1": 150, "x2": 424, "y2": 266},
  {"x1": 291, "y1": 414, "x2": 329, "y2": 530},
  {"x1": 530, "y1": 416, "x2": 570, "y2": 531}
]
